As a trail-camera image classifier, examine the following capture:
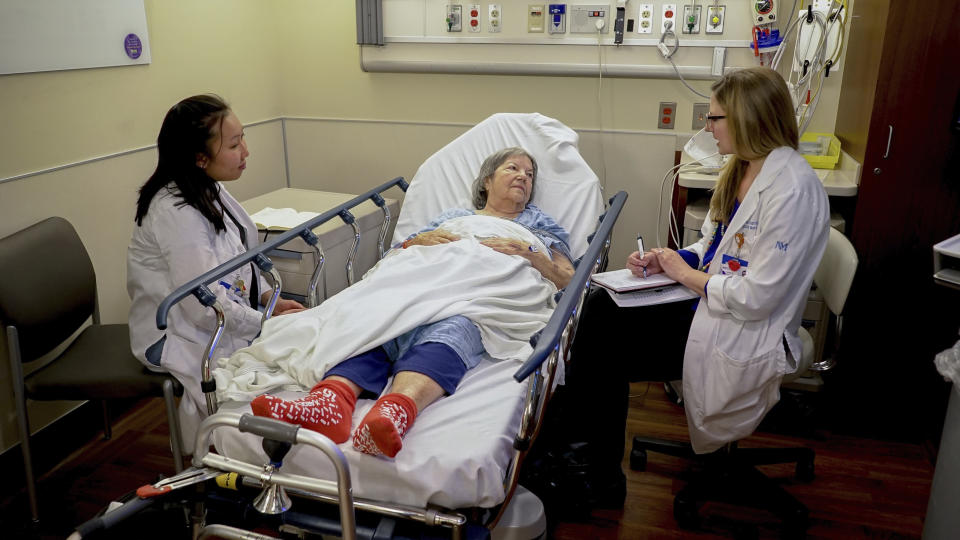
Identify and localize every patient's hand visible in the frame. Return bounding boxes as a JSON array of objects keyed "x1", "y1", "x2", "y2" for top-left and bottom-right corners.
[
  {"x1": 272, "y1": 298, "x2": 307, "y2": 316},
  {"x1": 406, "y1": 228, "x2": 460, "y2": 247},
  {"x1": 480, "y1": 236, "x2": 534, "y2": 257}
]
